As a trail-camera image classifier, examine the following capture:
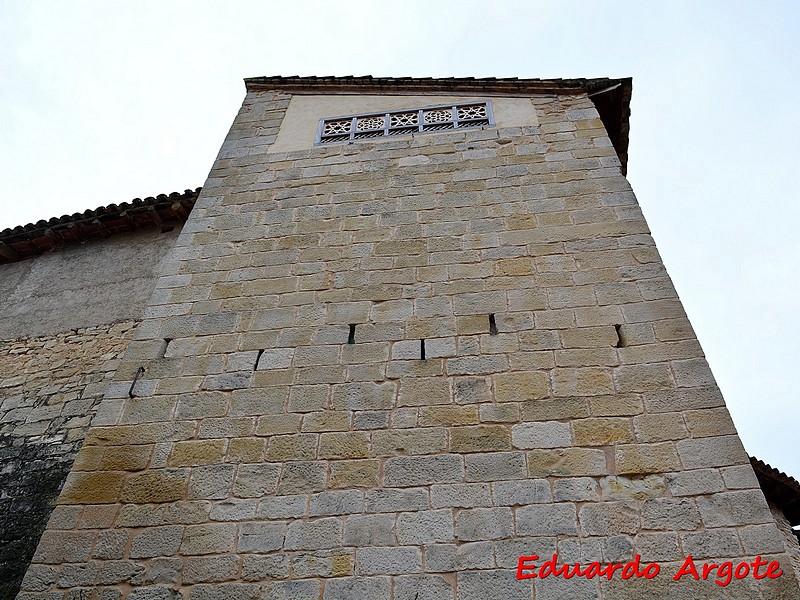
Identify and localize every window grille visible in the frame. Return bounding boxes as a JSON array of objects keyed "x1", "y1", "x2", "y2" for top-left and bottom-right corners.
[{"x1": 316, "y1": 101, "x2": 494, "y2": 145}]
